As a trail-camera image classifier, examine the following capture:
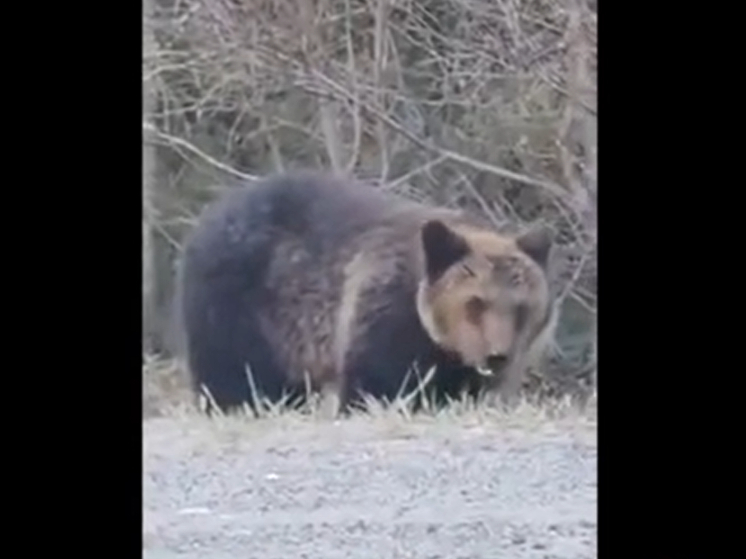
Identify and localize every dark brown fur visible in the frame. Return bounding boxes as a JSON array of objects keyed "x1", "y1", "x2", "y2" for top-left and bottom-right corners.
[{"x1": 174, "y1": 170, "x2": 557, "y2": 415}]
